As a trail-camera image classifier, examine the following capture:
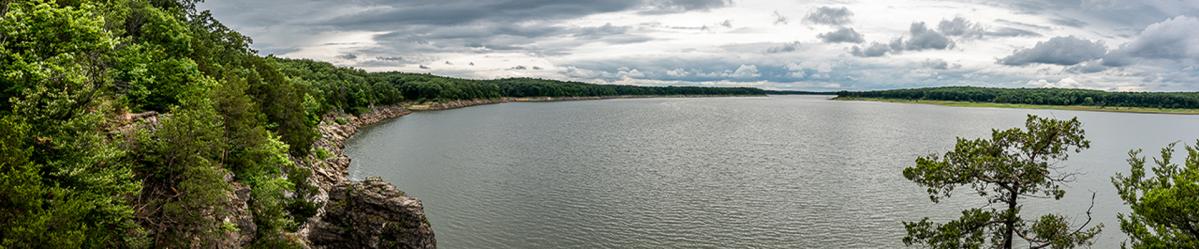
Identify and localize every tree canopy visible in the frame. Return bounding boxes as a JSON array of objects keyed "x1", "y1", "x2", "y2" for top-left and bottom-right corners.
[
  {"x1": 1113, "y1": 142, "x2": 1199, "y2": 248},
  {"x1": 902, "y1": 115, "x2": 1102, "y2": 249}
]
